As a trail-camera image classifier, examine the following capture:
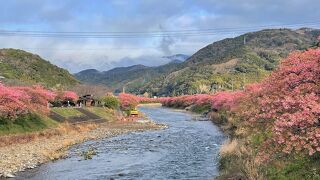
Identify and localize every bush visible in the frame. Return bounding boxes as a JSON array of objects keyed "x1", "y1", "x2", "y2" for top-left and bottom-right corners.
[
  {"x1": 0, "y1": 83, "x2": 56, "y2": 120},
  {"x1": 100, "y1": 96, "x2": 119, "y2": 109},
  {"x1": 119, "y1": 93, "x2": 139, "y2": 111}
]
